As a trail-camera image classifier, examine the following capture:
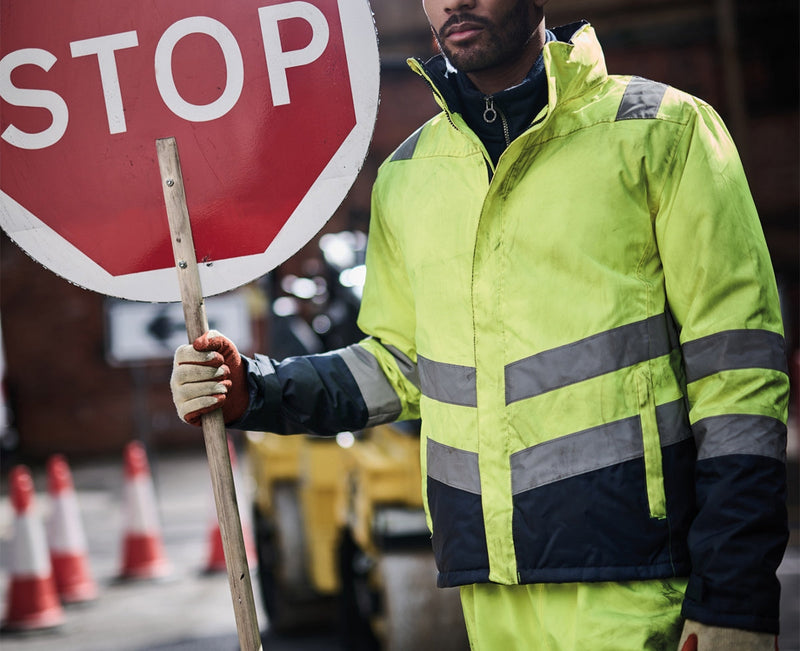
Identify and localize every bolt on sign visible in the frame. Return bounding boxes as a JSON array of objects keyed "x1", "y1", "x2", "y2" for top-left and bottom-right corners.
[{"x1": 0, "y1": 0, "x2": 380, "y2": 301}]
